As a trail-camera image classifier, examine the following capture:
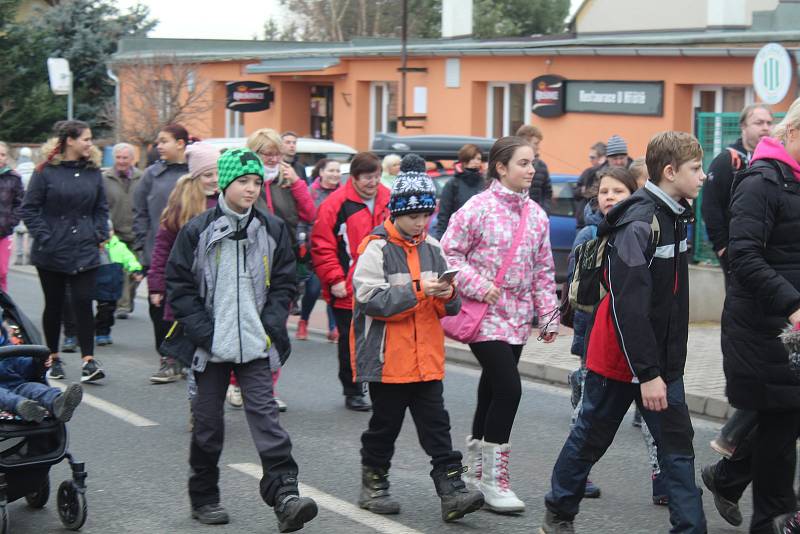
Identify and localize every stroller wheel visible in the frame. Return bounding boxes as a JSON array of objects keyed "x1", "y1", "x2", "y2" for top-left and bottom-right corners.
[
  {"x1": 57, "y1": 481, "x2": 86, "y2": 531},
  {"x1": 25, "y1": 477, "x2": 50, "y2": 509}
]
